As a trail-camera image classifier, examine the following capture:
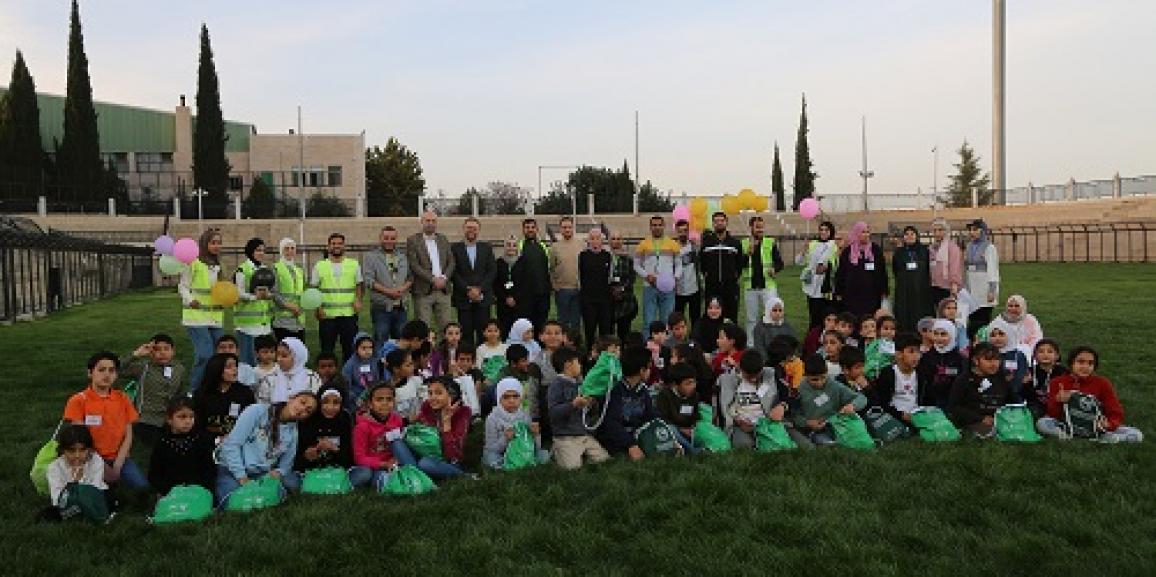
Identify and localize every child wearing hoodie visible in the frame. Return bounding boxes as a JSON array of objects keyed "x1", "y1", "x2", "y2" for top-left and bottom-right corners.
[
  {"x1": 717, "y1": 349, "x2": 794, "y2": 449},
  {"x1": 752, "y1": 297, "x2": 796, "y2": 364},
  {"x1": 1036, "y1": 346, "x2": 1143, "y2": 443},
  {"x1": 292, "y1": 387, "x2": 355, "y2": 480},
  {"x1": 483, "y1": 378, "x2": 549, "y2": 469},
  {"x1": 794, "y1": 354, "x2": 868, "y2": 446},
  {"x1": 341, "y1": 333, "x2": 382, "y2": 412},
  {"x1": 256, "y1": 338, "x2": 323, "y2": 405},
  {"x1": 547, "y1": 347, "x2": 611, "y2": 470},
  {"x1": 595, "y1": 347, "x2": 659, "y2": 461},
  {"x1": 350, "y1": 383, "x2": 418, "y2": 488},
  {"x1": 946, "y1": 342, "x2": 1013, "y2": 437},
  {"x1": 986, "y1": 318, "x2": 1029, "y2": 398},
  {"x1": 916, "y1": 319, "x2": 967, "y2": 408}
]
